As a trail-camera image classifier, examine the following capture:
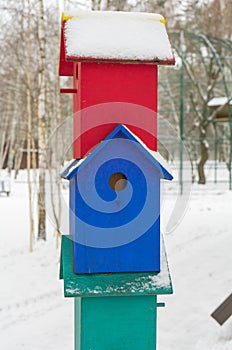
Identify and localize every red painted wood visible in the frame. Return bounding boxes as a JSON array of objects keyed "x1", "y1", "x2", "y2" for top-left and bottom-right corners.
[
  {"x1": 66, "y1": 55, "x2": 175, "y2": 66},
  {"x1": 73, "y1": 63, "x2": 81, "y2": 155},
  {"x1": 59, "y1": 22, "x2": 73, "y2": 77},
  {"x1": 73, "y1": 62, "x2": 158, "y2": 158},
  {"x1": 60, "y1": 88, "x2": 77, "y2": 94}
]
